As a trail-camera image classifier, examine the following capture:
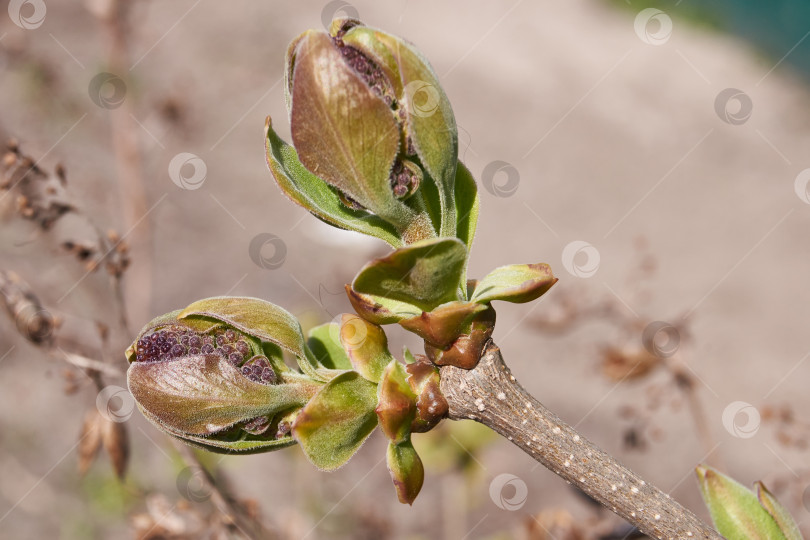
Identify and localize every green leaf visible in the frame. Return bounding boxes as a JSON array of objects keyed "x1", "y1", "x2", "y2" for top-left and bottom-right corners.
[
  {"x1": 454, "y1": 161, "x2": 479, "y2": 252},
  {"x1": 696, "y1": 465, "x2": 788, "y2": 540},
  {"x1": 340, "y1": 315, "x2": 394, "y2": 383},
  {"x1": 307, "y1": 322, "x2": 352, "y2": 370},
  {"x1": 756, "y1": 482, "x2": 803, "y2": 540},
  {"x1": 376, "y1": 360, "x2": 416, "y2": 443},
  {"x1": 387, "y1": 439, "x2": 425, "y2": 505},
  {"x1": 402, "y1": 347, "x2": 417, "y2": 364},
  {"x1": 351, "y1": 237, "x2": 467, "y2": 312},
  {"x1": 127, "y1": 355, "x2": 319, "y2": 436},
  {"x1": 371, "y1": 29, "x2": 458, "y2": 238},
  {"x1": 139, "y1": 407, "x2": 297, "y2": 455},
  {"x1": 345, "y1": 285, "x2": 421, "y2": 325},
  {"x1": 292, "y1": 371, "x2": 379, "y2": 470},
  {"x1": 289, "y1": 31, "x2": 413, "y2": 228},
  {"x1": 265, "y1": 116, "x2": 402, "y2": 247},
  {"x1": 178, "y1": 296, "x2": 324, "y2": 380},
  {"x1": 470, "y1": 263, "x2": 558, "y2": 305}
]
